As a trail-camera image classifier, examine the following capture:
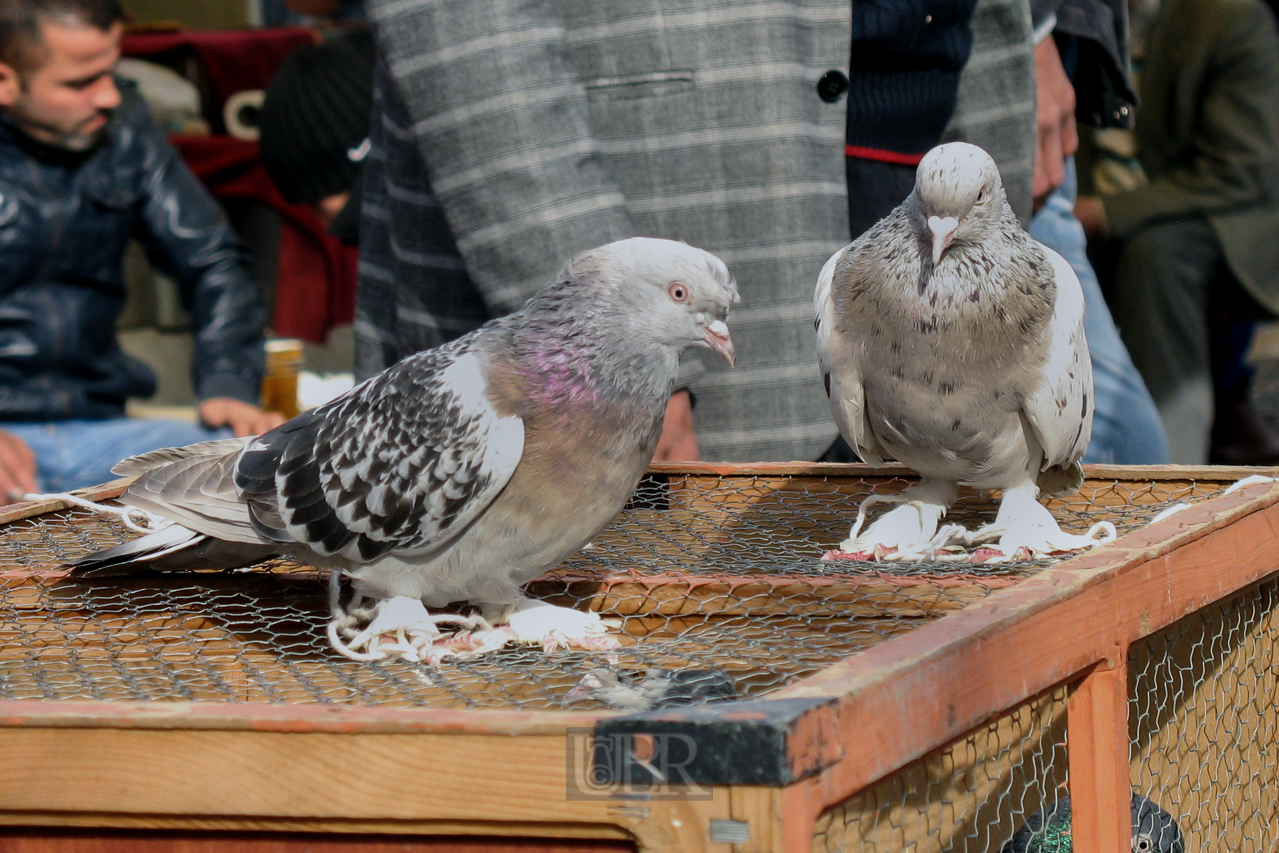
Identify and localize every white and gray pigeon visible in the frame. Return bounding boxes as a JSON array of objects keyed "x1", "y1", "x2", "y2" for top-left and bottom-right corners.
[
  {"x1": 67, "y1": 237, "x2": 739, "y2": 663},
  {"x1": 814, "y1": 142, "x2": 1115, "y2": 562}
]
